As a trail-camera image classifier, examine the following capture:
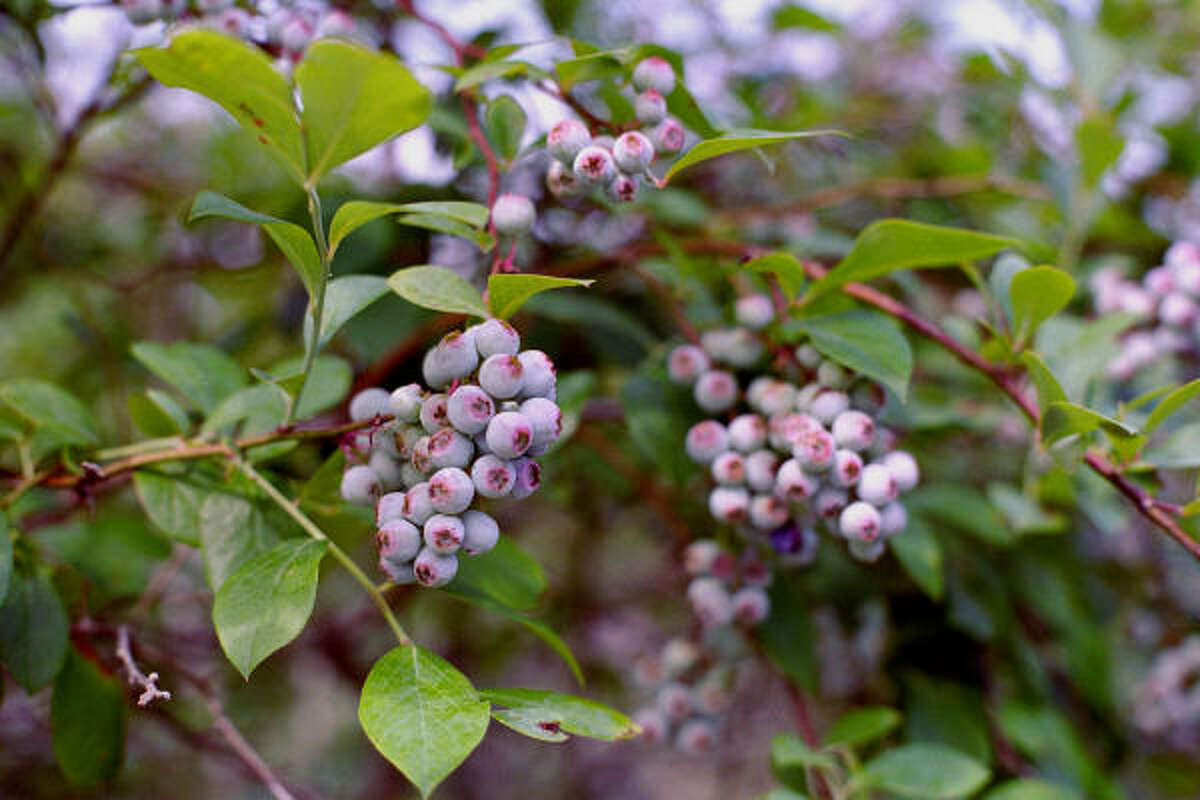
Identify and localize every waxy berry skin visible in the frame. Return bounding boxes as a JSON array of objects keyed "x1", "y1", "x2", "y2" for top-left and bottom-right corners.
[
  {"x1": 349, "y1": 387, "x2": 391, "y2": 422},
  {"x1": 651, "y1": 118, "x2": 686, "y2": 154},
  {"x1": 708, "y1": 486, "x2": 750, "y2": 523},
  {"x1": 376, "y1": 491, "x2": 407, "y2": 526},
  {"x1": 633, "y1": 56, "x2": 676, "y2": 94},
  {"x1": 461, "y1": 510, "x2": 500, "y2": 555},
  {"x1": 419, "y1": 393, "x2": 451, "y2": 434},
  {"x1": 485, "y1": 411, "x2": 534, "y2": 460},
  {"x1": 573, "y1": 145, "x2": 617, "y2": 185},
  {"x1": 745, "y1": 450, "x2": 780, "y2": 493},
  {"x1": 478, "y1": 354, "x2": 525, "y2": 400},
  {"x1": 839, "y1": 501, "x2": 882, "y2": 542},
  {"x1": 686, "y1": 420, "x2": 729, "y2": 465},
  {"x1": 882, "y1": 450, "x2": 920, "y2": 492},
  {"x1": 635, "y1": 89, "x2": 667, "y2": 125},
  {"x1": 711, "y1": 451, "x2": 746, "y2": 486},
  {"x1": 340, "y1": 465, "x2": 381, "y2": 505},
  {"x1": 389, "y1": 383, "x2": 424, "y2": 423},
  {"x1": 491, "y1": 193, "x2": 536, "y2": 237},
  {"x1": 694, "y1": 370, "x2": 739, "y2": 413},
  {"x1": 857, "y1": 463, "x2": 898, "y2": 506},
  {"x1": 728, "y1": 414, "x2": 767, "y2": 453},
  {"x1": 471, "y1": 454, "x2": 516, "y2": 498},
  {"x1": 668, "y1": 345, "x2": 711, "y2": 385},
  {"x1": 377, "y1": 518, "x2": 422, "y2": 563},
  {"x1": 546, "y1": 118, "x2": 590, "y2": 165},
  {"x1": 735, "y1": 294, "x2": 774, "y2": 331},
  {"x1": 470, "y1": 319, "x2": 521, "y2": 358},
  {"x1": 831, "y1": 410, "x2": 876, "y2": 452},
  {"x1": 612, "y1": 131, "x2": 655, "y2": 174},
  {"x1": 413, "y1": 547, "x2": 459, "y2": 588},
  {"x1": 428, "y1": 467, "x2": 474, "y2": 514},
  {"x1": 446, "y1": 385, "x2": 495, "y2": 435},
  {"x1": 509, "y1": 457, "x2": 542, "y2": 499},
  {"x1": 518, "y1": 350, "x2": 557, "y2": 399},
  {"x1": 423, "y1": 514, "x2": 465, "y2": 555},
  {"x1": 402, "y1": 481, "x2": 435, "y2": 526},
  {"x1": 428, "y1": 428, "x2": 474, "y2": 470}
]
